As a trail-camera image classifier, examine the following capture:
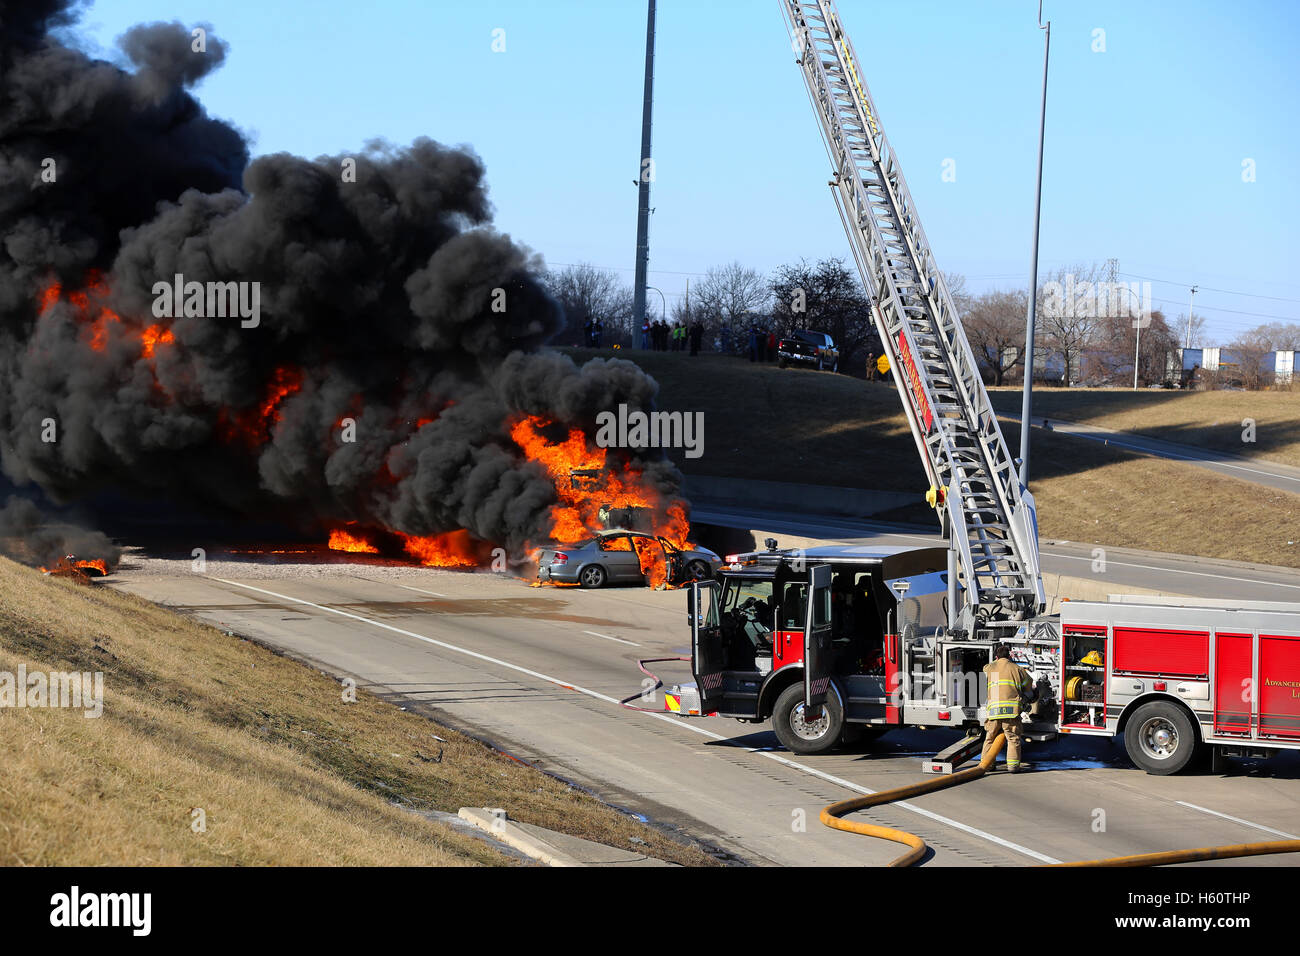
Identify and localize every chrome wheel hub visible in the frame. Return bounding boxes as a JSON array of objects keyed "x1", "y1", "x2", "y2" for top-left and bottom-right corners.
[
  {"x1": 791, "y1": 702, "x2": 830, "y2": 740},
  {"x1": 1140, "y1": 717, "x2": 1178, "y2": 759}
]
